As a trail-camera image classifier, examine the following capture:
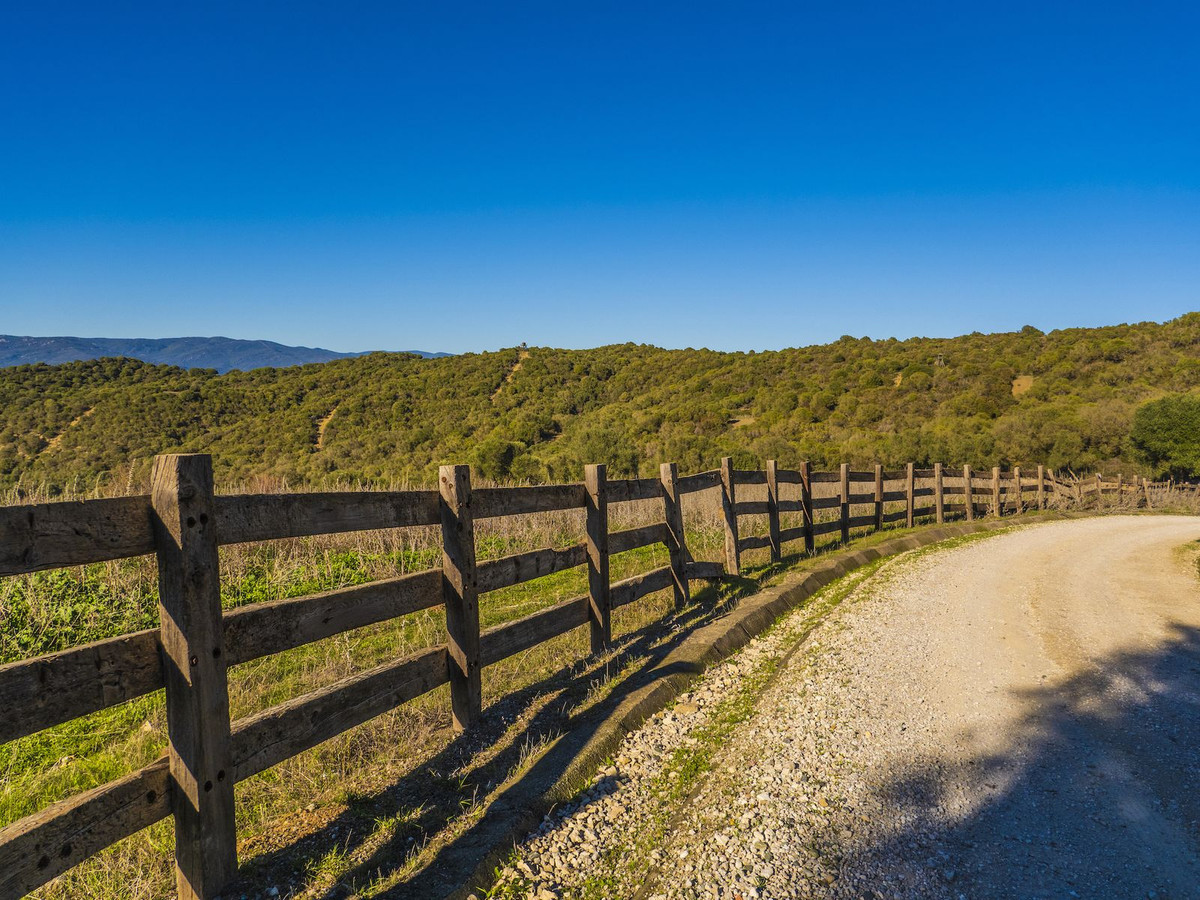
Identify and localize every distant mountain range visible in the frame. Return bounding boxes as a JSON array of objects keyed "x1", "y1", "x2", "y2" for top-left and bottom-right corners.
[{"x1": 0, "y1": 335, "x2": 450, "y2": 373}]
